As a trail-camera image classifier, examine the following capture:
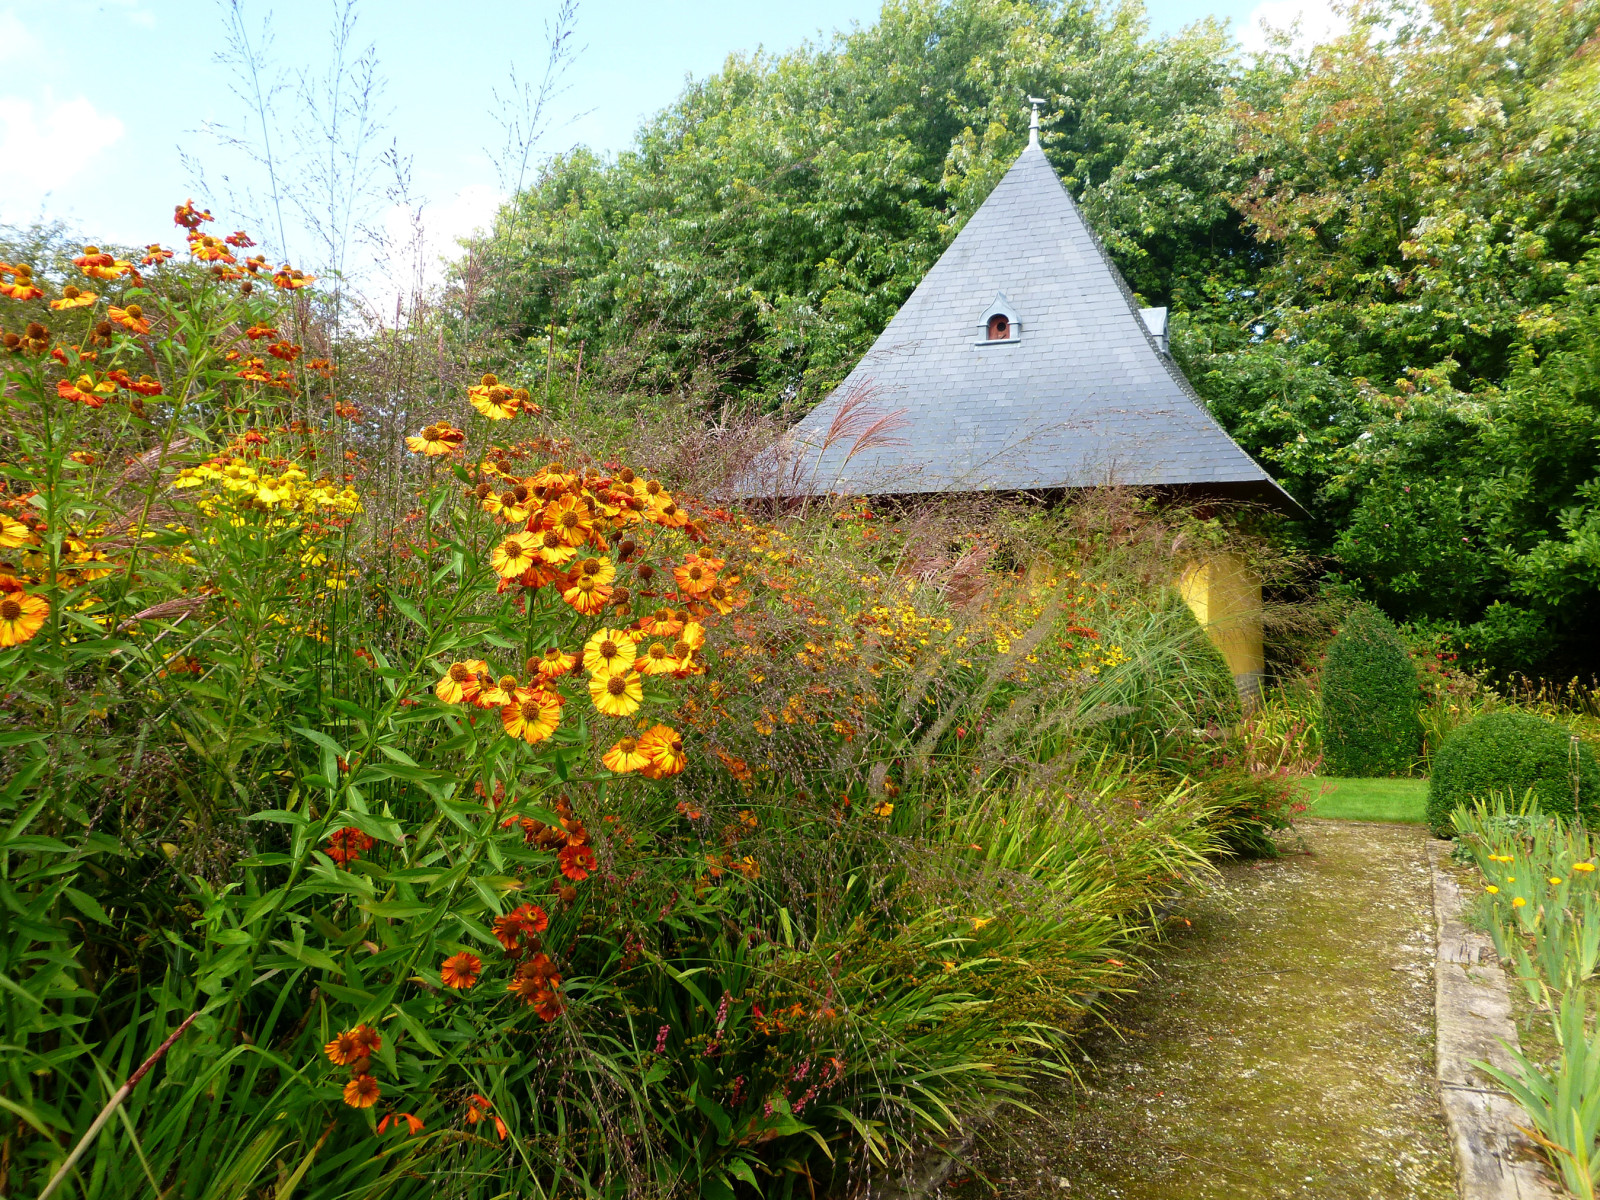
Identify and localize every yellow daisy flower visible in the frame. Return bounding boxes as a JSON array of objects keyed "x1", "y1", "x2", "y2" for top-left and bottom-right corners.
[{"x1": 589, "y1": 671, "x2": 643, "y2": 717}]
